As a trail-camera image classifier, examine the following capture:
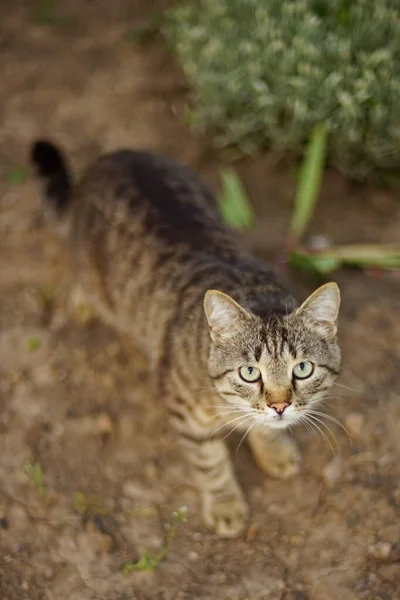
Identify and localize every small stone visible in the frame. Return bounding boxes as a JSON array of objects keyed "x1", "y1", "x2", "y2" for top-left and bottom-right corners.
[
  {"x1": 368, "y1": 541, "x2": 392, "y2": 561},
  {"x1": 344, "y1": 413, "x2": 365, "y2": 439},
  {"x1": 192, "y1": 532, "x2": 203, "y2": 542},
  {"x1": 122, "y1": 480, "x2": 146, "y2": 499},
  {"x1": 322, "y1": 457, "x2": 343, "y2": 488},
  {"x1": 210, "y1": 572, "x2": 227, "y2": 584},
  {"x1": 188, "y1": 551, "x2": 199, "y2": 561}
]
